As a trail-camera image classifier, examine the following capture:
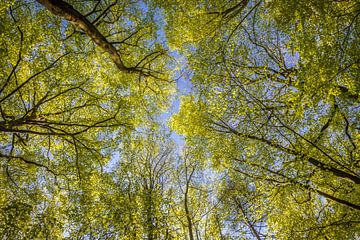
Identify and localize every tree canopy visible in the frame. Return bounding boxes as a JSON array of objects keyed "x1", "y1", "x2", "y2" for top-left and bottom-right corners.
[{"x1": 0, "y1": 0, "x2": 359, "y2": 239}]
